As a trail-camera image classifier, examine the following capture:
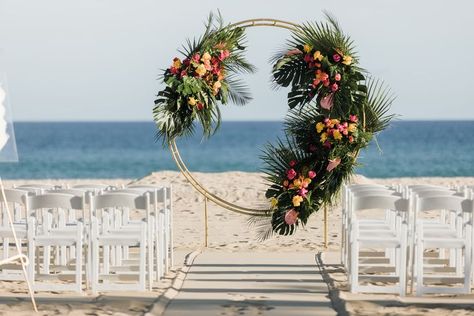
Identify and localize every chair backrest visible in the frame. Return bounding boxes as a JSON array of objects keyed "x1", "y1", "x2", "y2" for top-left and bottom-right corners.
[
  {"x1": 2, "y1": 188, "x2": 31, "y2": 204},
  {"x1": 415, "y1": 195, "x2": 473, "y2": 214},
  {"x1": 91, "y1": 193, "x2": 149, "y2": 211},
  {"x1": 72, "y1": 184, "x2": 110, "y2": 190},
  {"x1": 46, "y1": 188, "x2": 88, "y2": 196},
  {"x1": 352, "y1": 195, "x2": 409, "y2": 213},
  {"x1": 24, "y1": 193, "x2": 84, "y2": 211}
]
